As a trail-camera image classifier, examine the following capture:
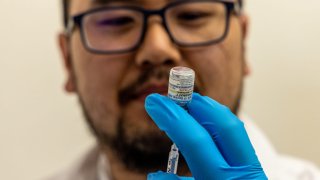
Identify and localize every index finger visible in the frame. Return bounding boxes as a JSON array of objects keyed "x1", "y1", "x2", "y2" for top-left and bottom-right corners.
[
  {"x1": 187, "y1": 93, "x2": 260, "y2": 166},
  {"x1": 145, "y1": 93, "x2": 228, "y2": 179}
]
